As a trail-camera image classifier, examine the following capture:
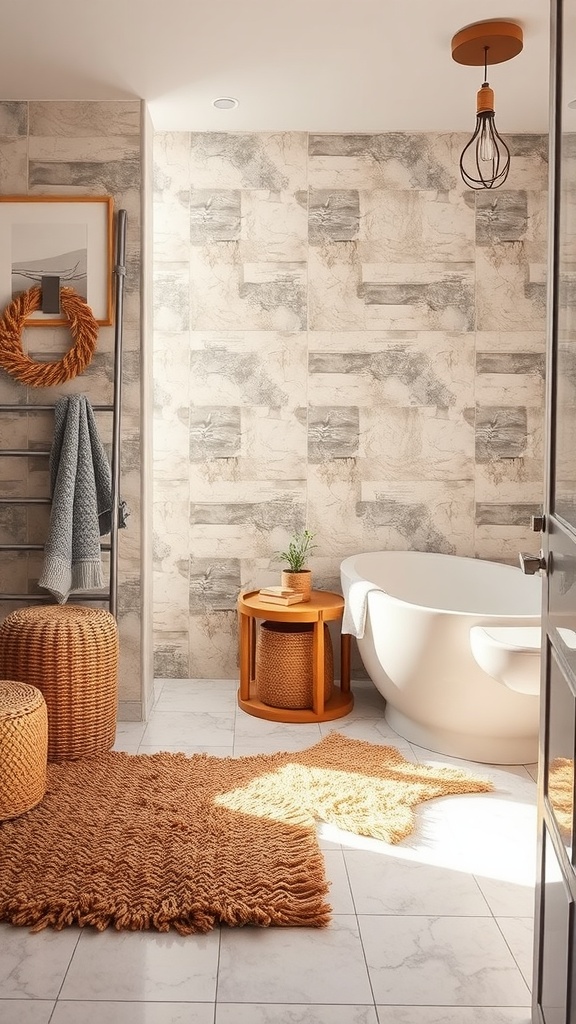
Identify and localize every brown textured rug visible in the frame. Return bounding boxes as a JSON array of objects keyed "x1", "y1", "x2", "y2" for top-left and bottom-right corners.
[{"x1": 0, "y1": 732, "x2": 492, "y2": 934}]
